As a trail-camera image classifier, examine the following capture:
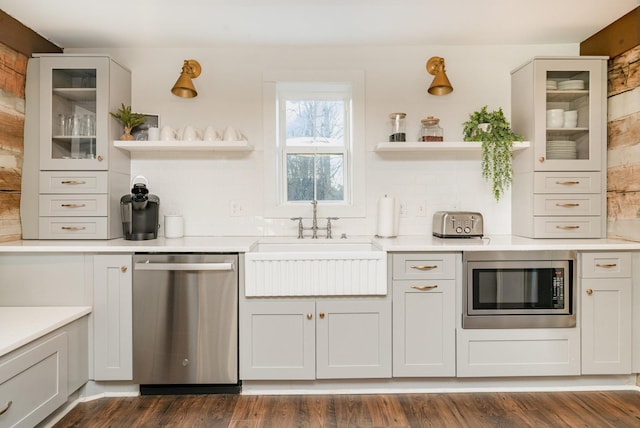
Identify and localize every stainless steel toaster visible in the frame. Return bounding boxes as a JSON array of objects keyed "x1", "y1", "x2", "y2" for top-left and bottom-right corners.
[{"x1": 432, "y1": 211, "x2": 483, "y2": 238}]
